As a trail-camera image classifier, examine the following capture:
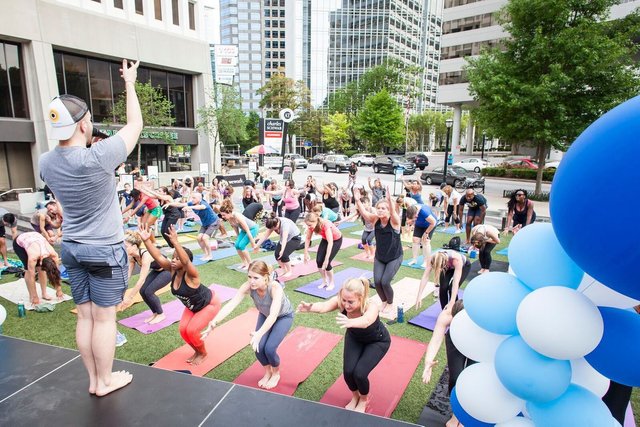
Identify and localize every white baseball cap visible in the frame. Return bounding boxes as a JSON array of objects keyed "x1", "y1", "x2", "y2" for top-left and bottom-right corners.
[{"x1": 48, "y1": 94, "x2": 89, "y2": 140}]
